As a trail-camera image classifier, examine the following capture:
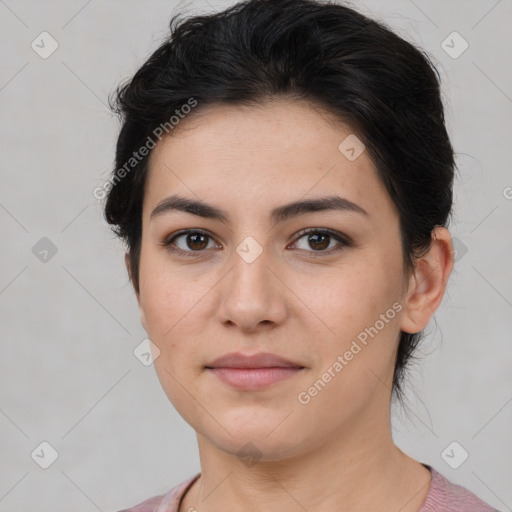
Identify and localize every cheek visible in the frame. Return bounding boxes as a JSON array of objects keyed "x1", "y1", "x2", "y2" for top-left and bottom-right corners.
[
  {"x1": 297, "y1": 259, "x2": 403, "y2": 375},
  {"x1": 139, "y1": 261, "x2": 208, "y2": 416},
  {"x1": 138, "y1": 249, "x2": 207, "y2": 337},
  {"x1": 294, "y1": 264, "x2": 389, "y2": 332},
  {"x1": 293, "y1": 272, "x2": 402, "y2": 424},
  {"x1": 137, "y1": 255, "x2": 220, "y2": 390}
]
